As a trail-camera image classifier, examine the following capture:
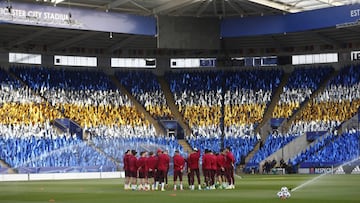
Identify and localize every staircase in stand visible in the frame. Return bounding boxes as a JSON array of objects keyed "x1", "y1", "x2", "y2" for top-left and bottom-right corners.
[
  {"x1": 255, "y1": 72, "x2": 291, "y2": 137},
  {"x1": 87, "y1": 140, "x2": 121, "y2": 170},
  {"x1": 0, "y1": 160, "x2": 17, "y2": 174},
  {"x1": 177, "y1": 139, "x2": 193, "y2": 153},
  {"x1": 110, "y1": 75, "x2": 166, "y2": 135},
  {"x1": 282, "y1": 69, "x2": 339, "y2": 132},
  {"x1": 244, "y1": 142, "x2": 260, "y2": 166},
  {"x1": 245, "y1": 72, "x2": 291, "y2": 166},
  {"x1": 157, "y1": 76, "x2": 192, "y2": 136}
]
